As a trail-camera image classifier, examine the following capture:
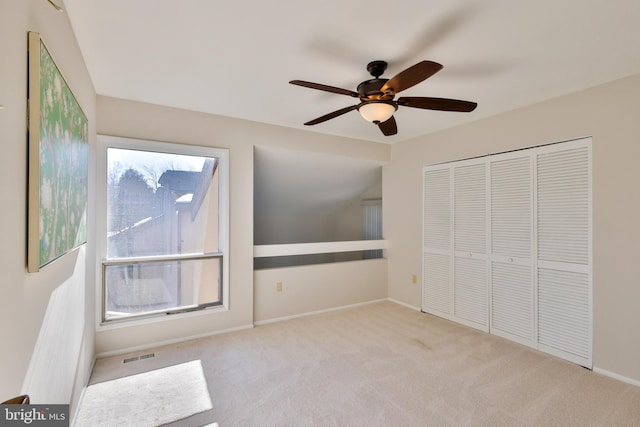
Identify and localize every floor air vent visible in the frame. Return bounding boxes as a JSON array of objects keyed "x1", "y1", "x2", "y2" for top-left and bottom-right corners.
[{"x1": 122, "y1": 353, "x2": 156, "y2": 364}]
